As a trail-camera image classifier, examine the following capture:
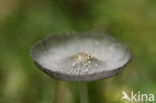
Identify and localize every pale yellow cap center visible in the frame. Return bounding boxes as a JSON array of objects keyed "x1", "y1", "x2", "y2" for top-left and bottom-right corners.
[{"x1": 74, "y1": 52, "x2": 92, "y2": 62}]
